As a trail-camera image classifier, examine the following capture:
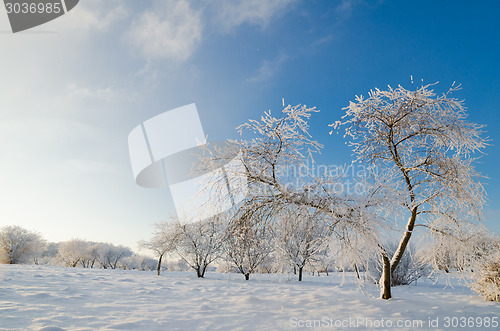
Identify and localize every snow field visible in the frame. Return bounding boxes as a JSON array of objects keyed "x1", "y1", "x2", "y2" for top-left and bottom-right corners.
[{"x1": 0, "y1": 264, "x2": 499, "y2": 330}]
